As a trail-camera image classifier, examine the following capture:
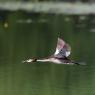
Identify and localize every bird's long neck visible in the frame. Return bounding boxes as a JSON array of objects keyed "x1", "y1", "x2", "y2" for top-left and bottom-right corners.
[
  {"x1": 23, "y1": 58, "x2": 50, "y2": 63},
  {"x1": 36, "y1": 58, "x2": 50, "y2": 62}
]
